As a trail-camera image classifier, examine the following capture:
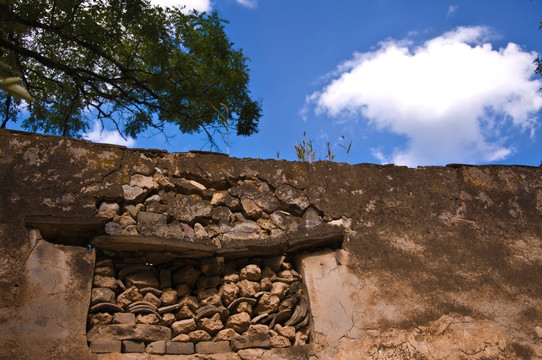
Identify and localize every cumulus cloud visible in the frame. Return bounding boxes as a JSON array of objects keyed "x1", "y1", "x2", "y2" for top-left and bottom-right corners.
[
  {"x1": 306, "y1": 26, "x2": 542, "y2": 166},
  {"x1": 149, "y1": 0, "x2": 212, "y2": 13},
  {"x1": 83, "y1": 122, "x2": 136, "y2": 147}
]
